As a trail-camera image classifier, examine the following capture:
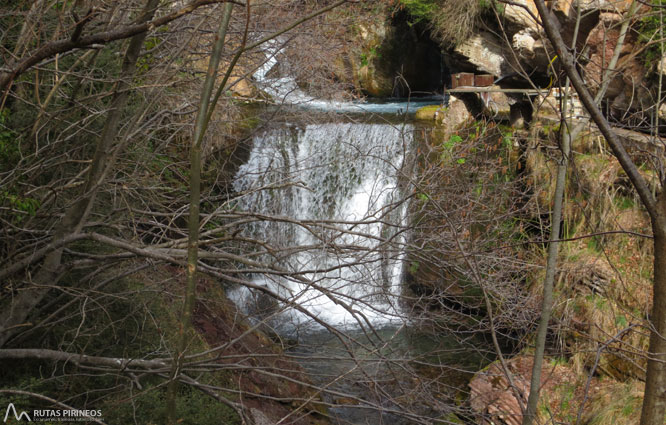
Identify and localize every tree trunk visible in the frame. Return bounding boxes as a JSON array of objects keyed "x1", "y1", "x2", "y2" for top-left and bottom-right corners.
[
  {"x1": 165, "y1": 4, "x2": 234, "y2": 424},
  {"x1": 523, "y1": 99, "x2": 571, "y2": 425},
  {"x1": 641, "y1": 191, "x2": 666, "y2": 424}
]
